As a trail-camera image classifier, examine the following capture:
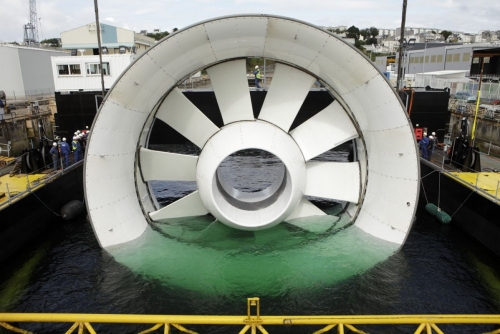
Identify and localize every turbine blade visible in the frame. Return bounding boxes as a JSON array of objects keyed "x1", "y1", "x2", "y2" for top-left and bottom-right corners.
[
  {"x1": 139, "y1": 148, "x2": 197, "y2": 181},
  {"x1": 156, "y1": 88, "x2": 219, "y2": 148},
  {"x1": 285, "y1": 197, "x2": 326, "y2": 220},
  {"x1": 305, "y1": 161, "x2": 360, "y2": 203},
  {"x1": 149, "y1": 191, "x2": 208, "y2": 221},
  {"x1": 284, "y1": 198, "x2": 336, "y2": 233},
  {"x1": 290, "y1": 100, "x2": 358, "y2": 161},
  {"x1": 207, "y1": 59, "x2": 254, "y2": 124},
  {"x1": 258, "y1": 63, "x2": 316, "y2": 132}
]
